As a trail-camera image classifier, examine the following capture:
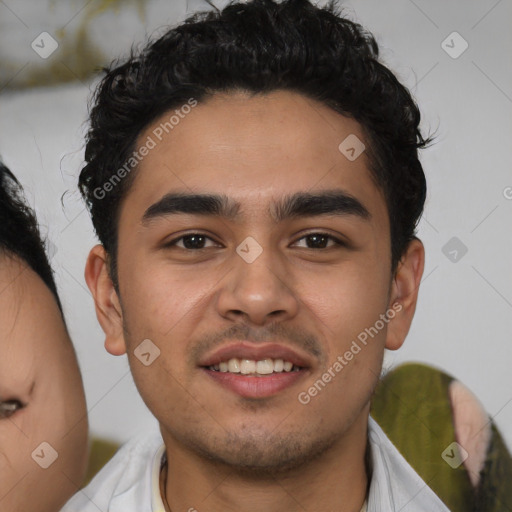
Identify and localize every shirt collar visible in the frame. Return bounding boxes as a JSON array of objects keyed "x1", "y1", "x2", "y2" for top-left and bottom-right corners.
[{"x1": 151, "y1": 444, "x2": 167, "y2": 512}]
